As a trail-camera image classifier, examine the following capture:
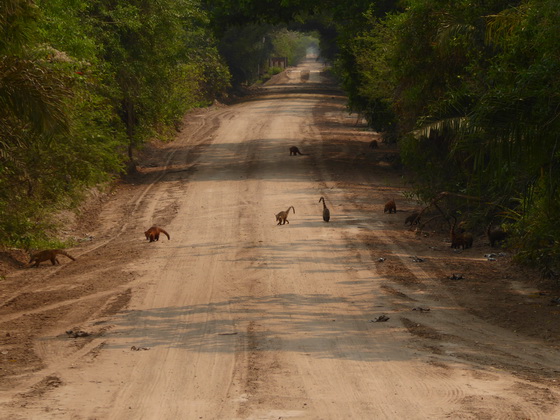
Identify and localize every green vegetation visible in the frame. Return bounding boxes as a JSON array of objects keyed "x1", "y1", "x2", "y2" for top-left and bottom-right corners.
[
  {"x1": 219, "y1": 24, "x2": 319, "y2": 85},
  {"x1": 340, "y1": 0, "x2": 560, "y2": 276},
  {"x1": 0, "y1": 0, "x2": 229, "y2": 249},
  {"x1": 2, "y1": 0, "x2": 559, "y2": 276}
]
